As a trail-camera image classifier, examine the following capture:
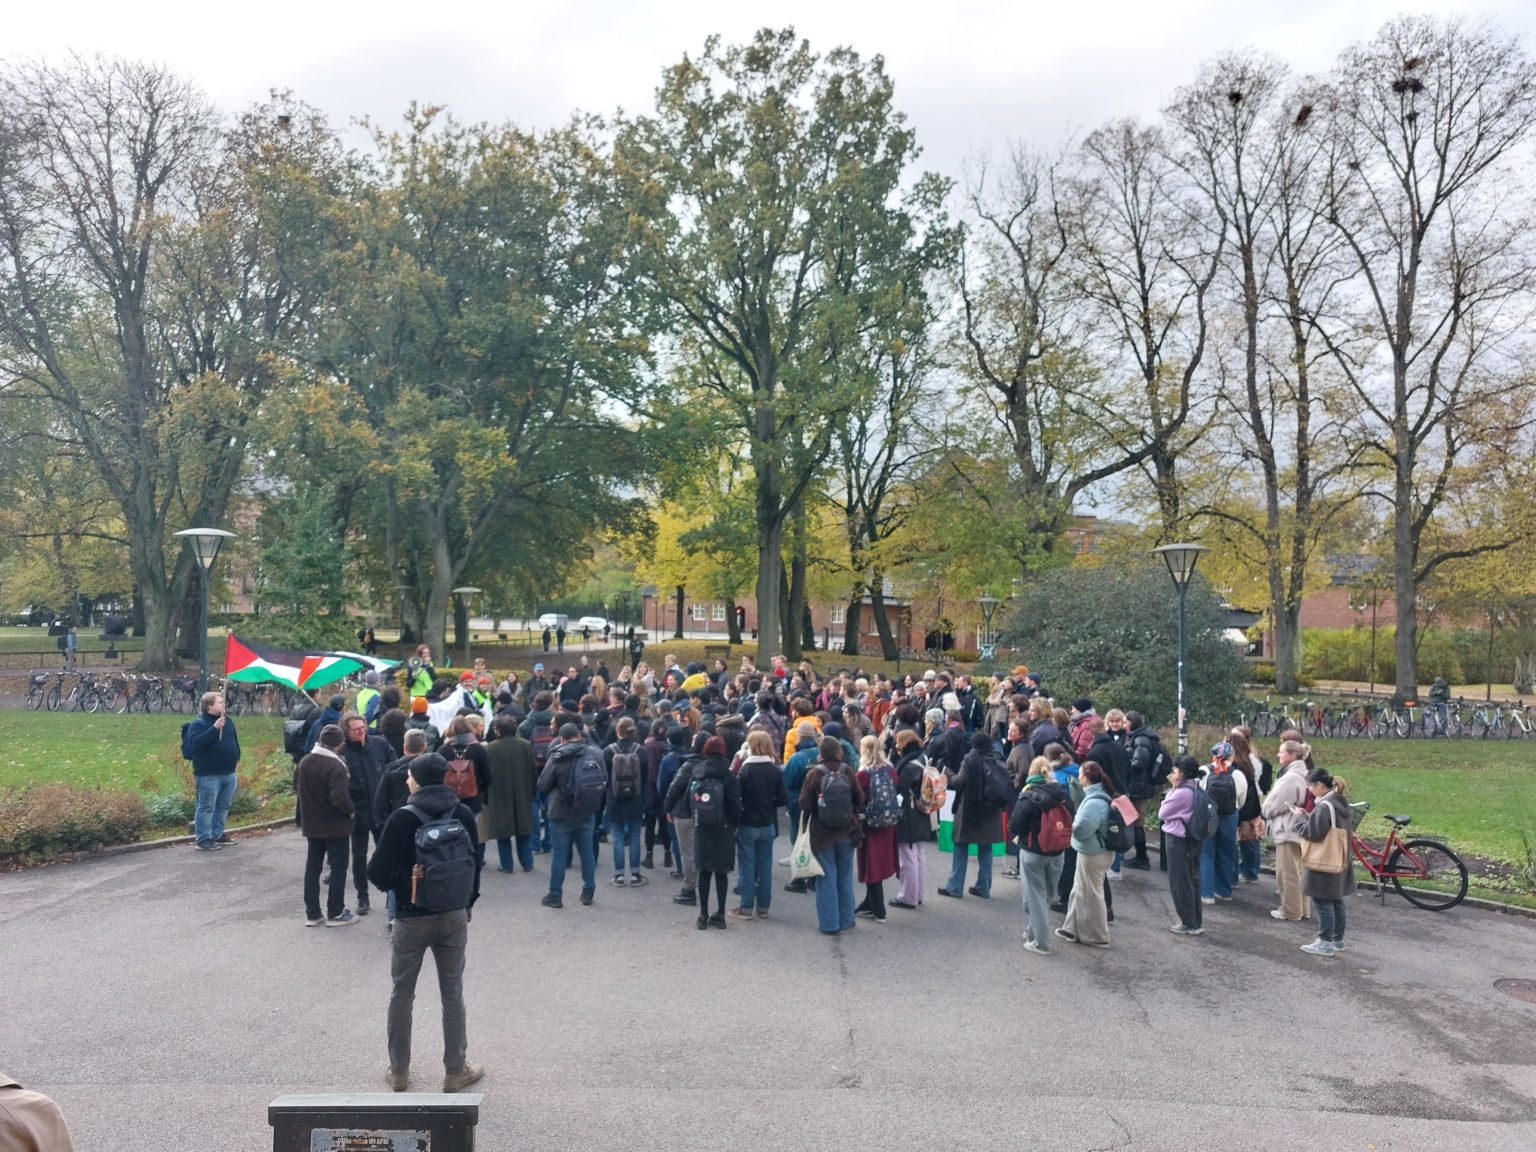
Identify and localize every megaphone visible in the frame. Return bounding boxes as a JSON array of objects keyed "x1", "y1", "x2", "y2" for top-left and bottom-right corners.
[{"x1": 407, "y1": 656, "x2": 424, "y2": 674}]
